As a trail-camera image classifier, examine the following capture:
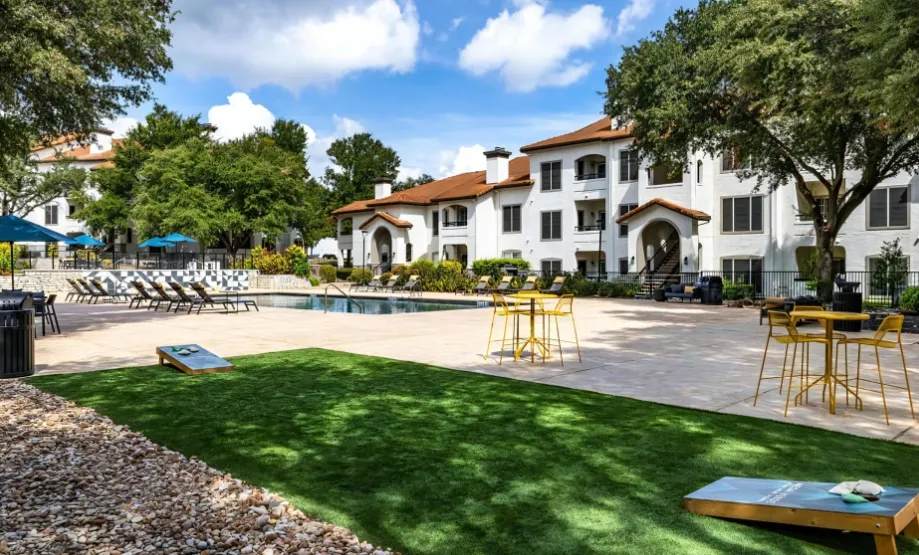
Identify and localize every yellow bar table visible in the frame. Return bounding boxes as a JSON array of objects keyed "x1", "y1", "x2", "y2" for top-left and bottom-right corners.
[
  {"x1": 791, "y1": 310, "x2": 870, "y2": 414},
  {"x1": 507, "y1": 292, "x2": 559, "y2": 362}
]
